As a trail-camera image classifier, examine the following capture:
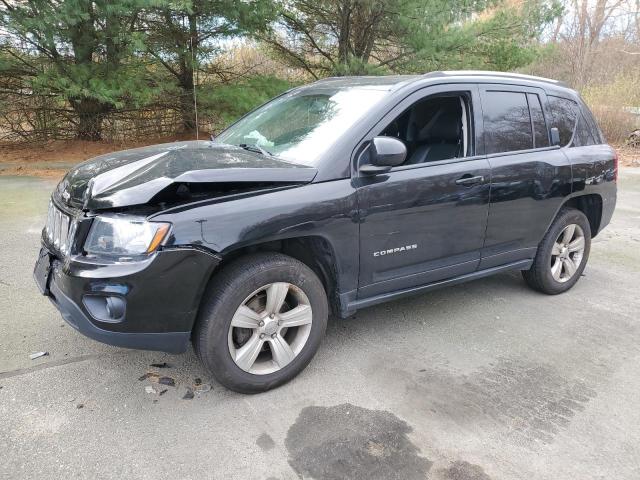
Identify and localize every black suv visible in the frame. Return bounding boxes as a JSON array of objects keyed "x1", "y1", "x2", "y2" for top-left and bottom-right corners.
[{"x1": 34, "y1": 71, "x2": 617, "y2": 393}]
